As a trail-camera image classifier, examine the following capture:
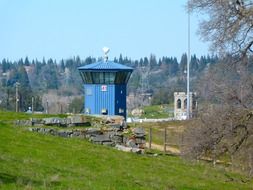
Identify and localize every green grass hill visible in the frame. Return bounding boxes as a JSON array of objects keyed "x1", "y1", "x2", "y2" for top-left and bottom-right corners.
[{"x1": 0, "y1": 111, "x2": 252, "y2": 189}]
